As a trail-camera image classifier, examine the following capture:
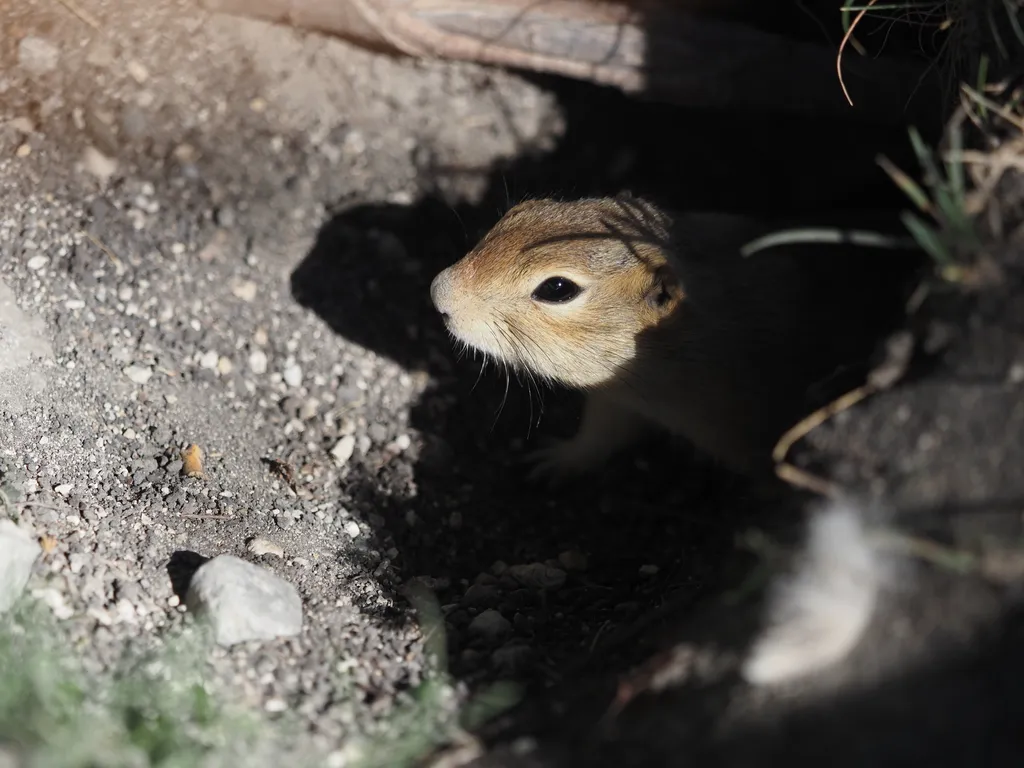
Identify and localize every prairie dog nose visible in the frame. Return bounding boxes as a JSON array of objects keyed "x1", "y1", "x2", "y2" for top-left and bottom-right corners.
[{"x1": 430, "y1": 269, "x2": 454, "y2": 317}]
